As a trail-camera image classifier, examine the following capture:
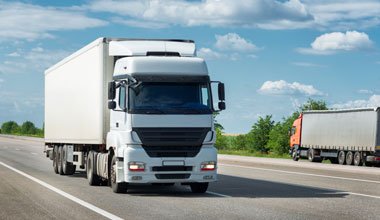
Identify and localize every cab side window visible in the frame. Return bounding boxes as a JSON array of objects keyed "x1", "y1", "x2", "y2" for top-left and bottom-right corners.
[
  {"x1": 119, "y1": 86, "x2": 126, "y2": 110},
  {"x1": 292, "y1": 126, "x2": 296, "y2": 135}
]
